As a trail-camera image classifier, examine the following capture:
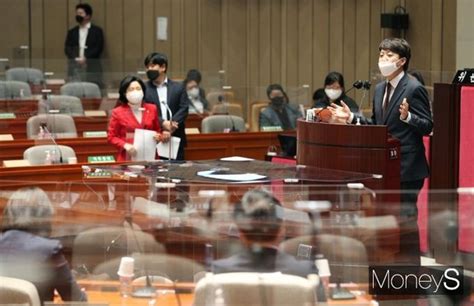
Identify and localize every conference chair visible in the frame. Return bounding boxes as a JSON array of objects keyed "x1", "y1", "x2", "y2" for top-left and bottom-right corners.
[
  {"x1": 26, "y1": 114, "x2": 78, "y2": 139},
  {"x1": 6, "y1": 67, "x2": 44, "y2": 85},
  {"x1": 0, "y1": 276, "x2": 41, "y2": 306},
  {"x1": 0, "y1": 80, "x2": 32, "y2": 98},
  {"x1": 194, "y1": 272, "x2": 318, "y2": 306},
  {"x1": 93, "y1": 254, "x2": 204, "y2": 282},
  {"x1": 23, "y1": 145, "x2": 76, "y2": 165},
  {"x1": 211, "y1": 102, "x2": 243, "y2": 118},
  {"x1": 279, "y1": 234, "x2": 368, "y2": 283},
  {"x1": 206, "y1": 90, "x2": 235, "y2": 109},
  {"x1": 60, "y1": 81, "x2": 101, "y2": 99},
  {"x1": 201, "y1": 115, "x2": 246, "y2": 133},
  {"x1": 38, "y1": 95, "x2": 84, "y2": 116},
  {"x1": 72, "y1": 226, "x2": 166, "y2": 275},
  {"x1": 249, "y1": 102, "x2": 268, "y2": 131}
]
